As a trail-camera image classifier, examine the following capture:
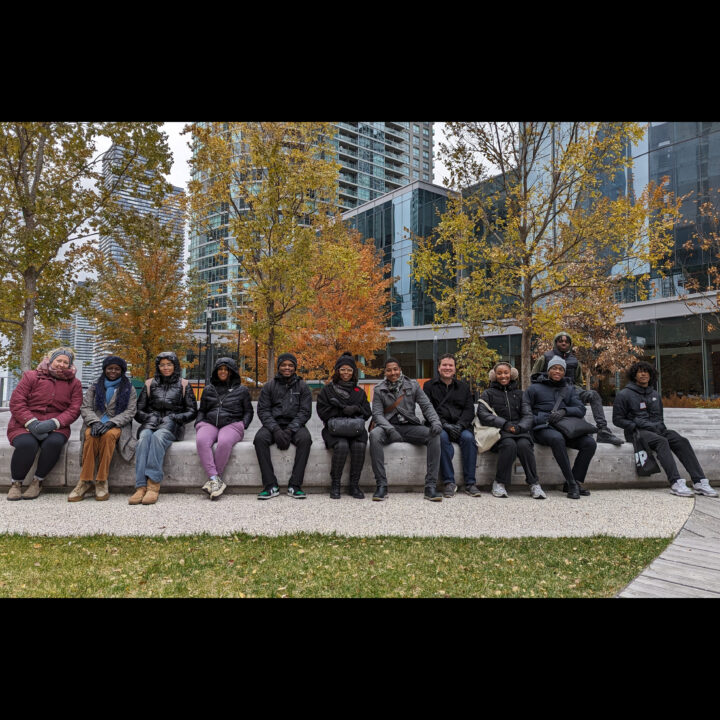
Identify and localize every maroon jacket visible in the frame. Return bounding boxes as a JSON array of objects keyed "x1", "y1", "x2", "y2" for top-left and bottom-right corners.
[{"x1": 7, "y1": 368, "x2": 83, "y2": 444}]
